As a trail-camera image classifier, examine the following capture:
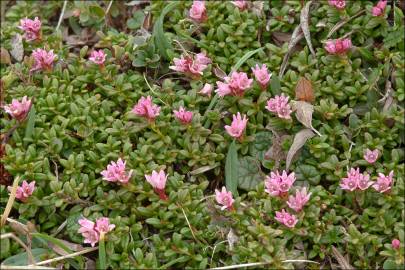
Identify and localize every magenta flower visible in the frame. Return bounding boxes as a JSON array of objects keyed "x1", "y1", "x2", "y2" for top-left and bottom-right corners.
[
  {"x1": 231, "y1": 0, "x2": 248, "y2": 10},
  {"x1": 89, "y1": 50, "x2": 106, "y2": 65},
  {"x1": 78, "y1": 217, "x2": 115, "y2": 247},
  {"x1": 215, "y1": 71, "x2": 253, "y2": 97},
  {"x1": 8, "y1": 180, "x2": 35, "y2": 202},
  {"x1": 174, "y1": 106, "x2": 193, "y2": 125},
  {"x1": 372, "y1": 171, "x2": 394, "y2": 193},
  {"x1": 199, "y1": 83, "x2": 213, "y2": 97},
  {"x1": 265, "y1": 170, "x2": 296, "y2": 197},
  {"x1": 252, "y1": 64, "x2": 271, "y2": 90},
  {"x1": 287, "y1": 187, "x2": 312, "y2": 212},
  {"x1": 372, "y1": 0, "x2": 387, "y2": 16},
  {"x1": 3, "y1": 96, "x2": 32, "y2": 121},
  {"x1": 275, "y1": 209, "x2": 298, "y2": 228},
  {"x1": 101, "y1": 158, "x2": 133, "y2": 184},
  {"x1": 195, "y1": 52, "x2": 212, "y2": 65},
  {"x1": 328, "y1": 0, "x2": 346, "y2": 9},
  {"x1": 392, "y1": 239, "x2": 401, "y2": 250},
  {"x1": 145, "y1": 170, "x2": 168, "y2": 200},
  {"x1": 95, "y1": 217, "x2": 116, "y2": 234},
  {"x1": 169, "y1": 52, "x2": 211, "y2": 78},
  {"x1": 18, "y1": 17, "x2": 41, "y2": 41},
  {"x1": 215, "y1": 186, "x2": 235, "y2": 210},
  {"x1": 364, "y1": 149, "x2": 379, "y2": 164},
  {"x1": 131, "y1": 96, "x2": 160, "y2": 121},
  {"x1": 31, "y1": 48, "x2": 56, "y2": 72},
  {"x1": 265, "y1": 94, "x2": 292, "y2": 119},
  {"x1": 340, "y1": 168, "x2": 373, "y2": 191},
  {"x1": 189, "y1": 1, "x2": 207, "y2": 23},
  {"x1": 225, "y1": 112, "x2": 248, "y2": 139},
  {"x1": 324, "y1": 38, "x2": 352, "y2": 55}
]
